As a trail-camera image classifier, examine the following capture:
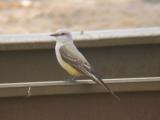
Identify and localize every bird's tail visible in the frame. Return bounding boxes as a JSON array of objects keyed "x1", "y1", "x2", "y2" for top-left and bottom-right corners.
[{"x1": 91, "y1": 74, "x2": 120, "y2": 101}]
